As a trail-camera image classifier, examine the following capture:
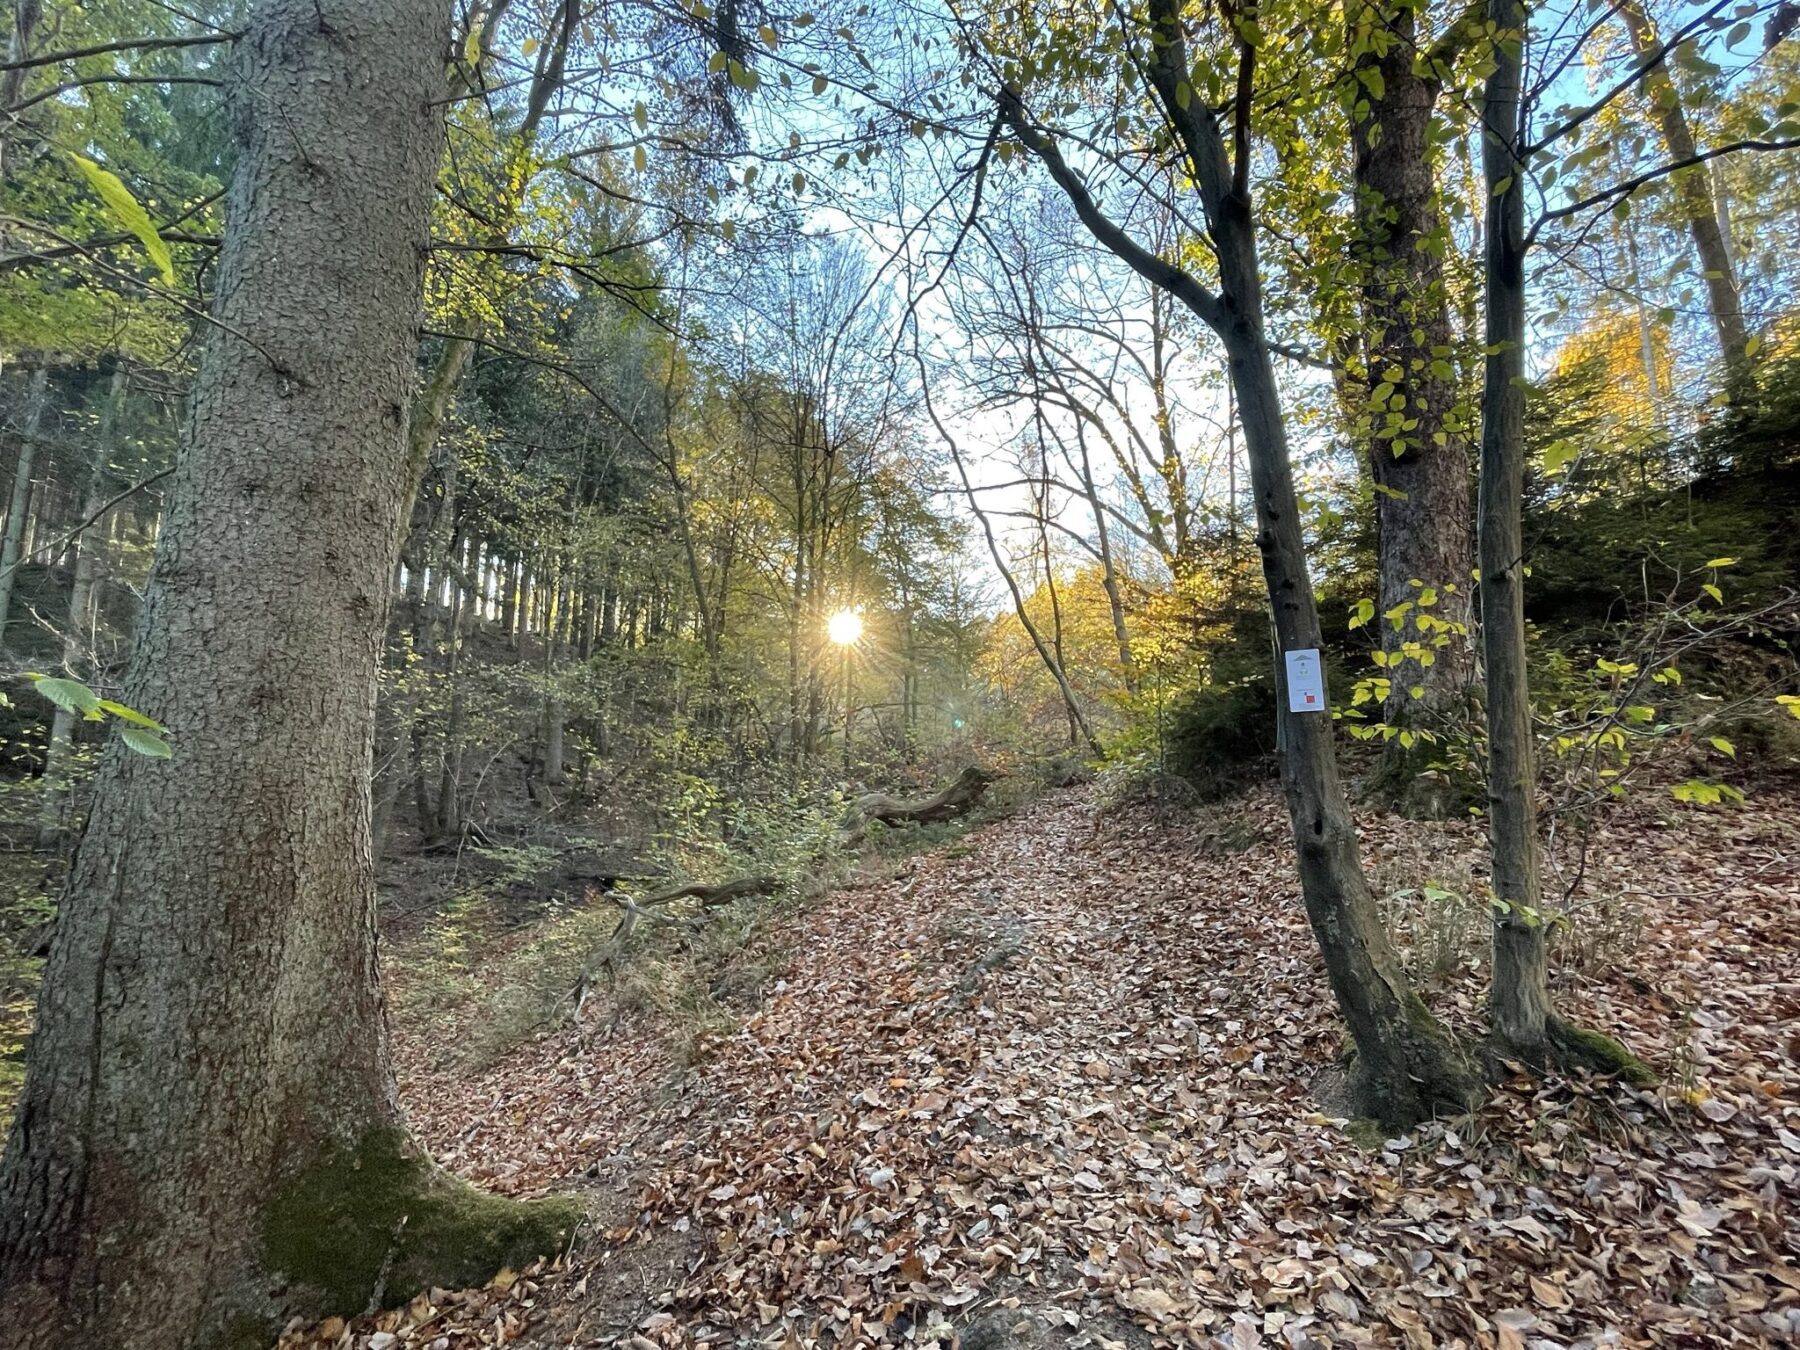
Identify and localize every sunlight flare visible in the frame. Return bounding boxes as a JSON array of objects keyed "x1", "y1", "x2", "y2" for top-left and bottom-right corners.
[{"x1": 827, "y1": 609, "x2": 864, "y2": 647}]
